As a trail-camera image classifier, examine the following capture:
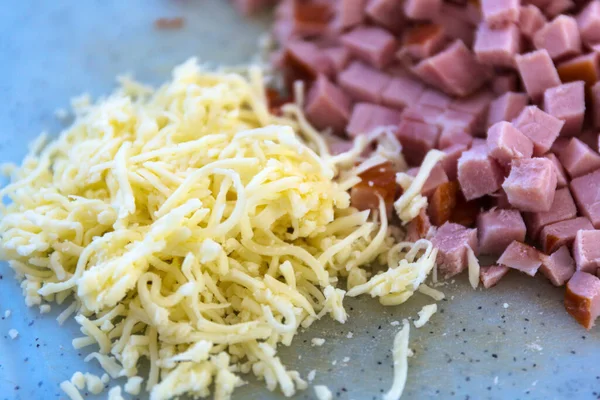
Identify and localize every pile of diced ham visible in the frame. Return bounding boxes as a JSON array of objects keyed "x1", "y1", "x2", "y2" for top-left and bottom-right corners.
[{"x1": 234, "y1": 0, "x2": 600, "y2": 329}]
